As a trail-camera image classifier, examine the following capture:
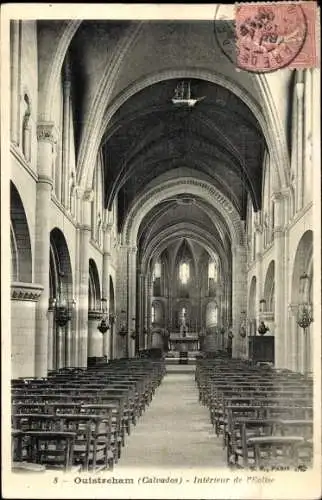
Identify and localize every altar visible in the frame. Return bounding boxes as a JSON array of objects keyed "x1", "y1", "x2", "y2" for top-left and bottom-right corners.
[{"x1": 169, "y1": 334, "x2": 200, "y2": 352}]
